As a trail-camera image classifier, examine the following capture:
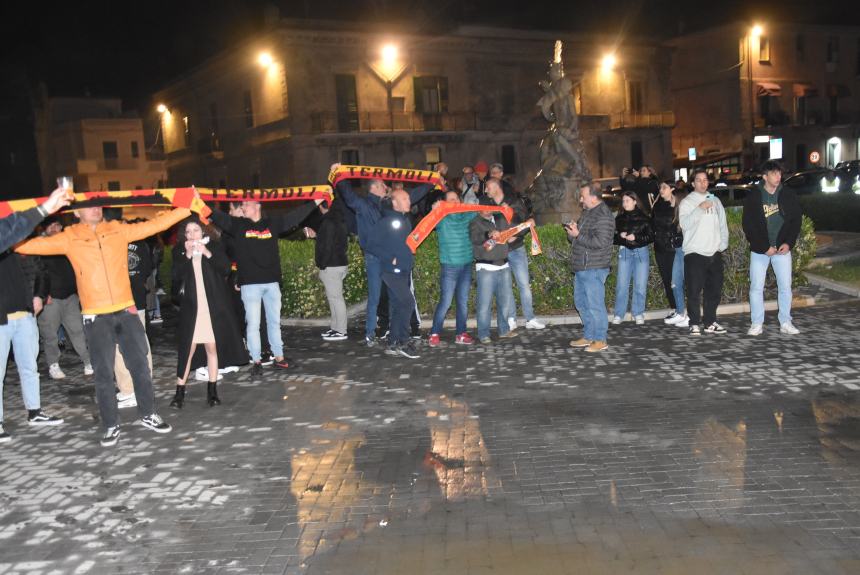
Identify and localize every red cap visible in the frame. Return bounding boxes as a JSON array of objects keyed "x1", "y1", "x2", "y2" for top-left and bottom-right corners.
[{"x1": 474, "y1": 161, "x2": 489, "y2": 174}]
